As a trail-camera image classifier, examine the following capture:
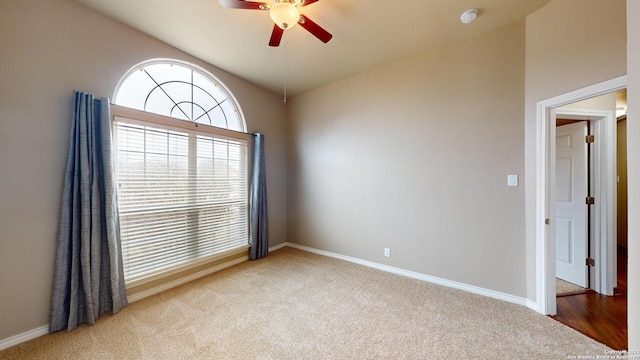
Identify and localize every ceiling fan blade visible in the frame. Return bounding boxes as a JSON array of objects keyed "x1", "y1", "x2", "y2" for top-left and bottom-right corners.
[
  {"x1": 300, "y1": 0, "x2": 320, "y2": 6},
  {"x1": 298, "y1": 15, "x2": 332, "y2": 43},
  {"x1": 269, "y1": 24, "x2": 284, "y2": 47},
  {"x1": 219, "y1": 0, "x2": 269, "y2": 10}
]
